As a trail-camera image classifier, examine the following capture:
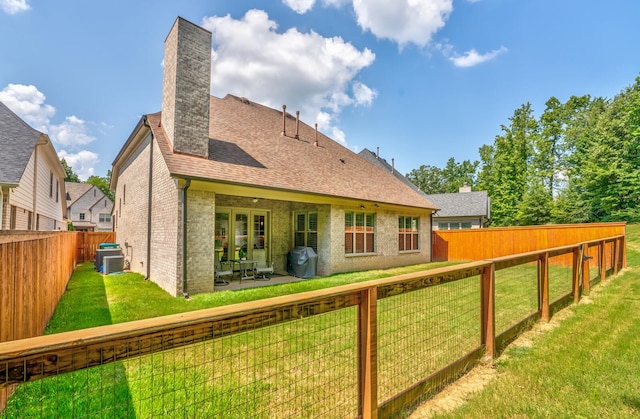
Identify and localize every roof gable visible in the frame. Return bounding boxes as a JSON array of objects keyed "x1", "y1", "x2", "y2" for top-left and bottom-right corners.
[
  {"x1": 0, "y1": 100, "x2": 43, "y2": 185},
  {"x1": 146, "y1": 95, "x2": 436, "y2": 210},
  {"x1": 65, "y1": 182, "x2": 93, "y2": 206}
]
